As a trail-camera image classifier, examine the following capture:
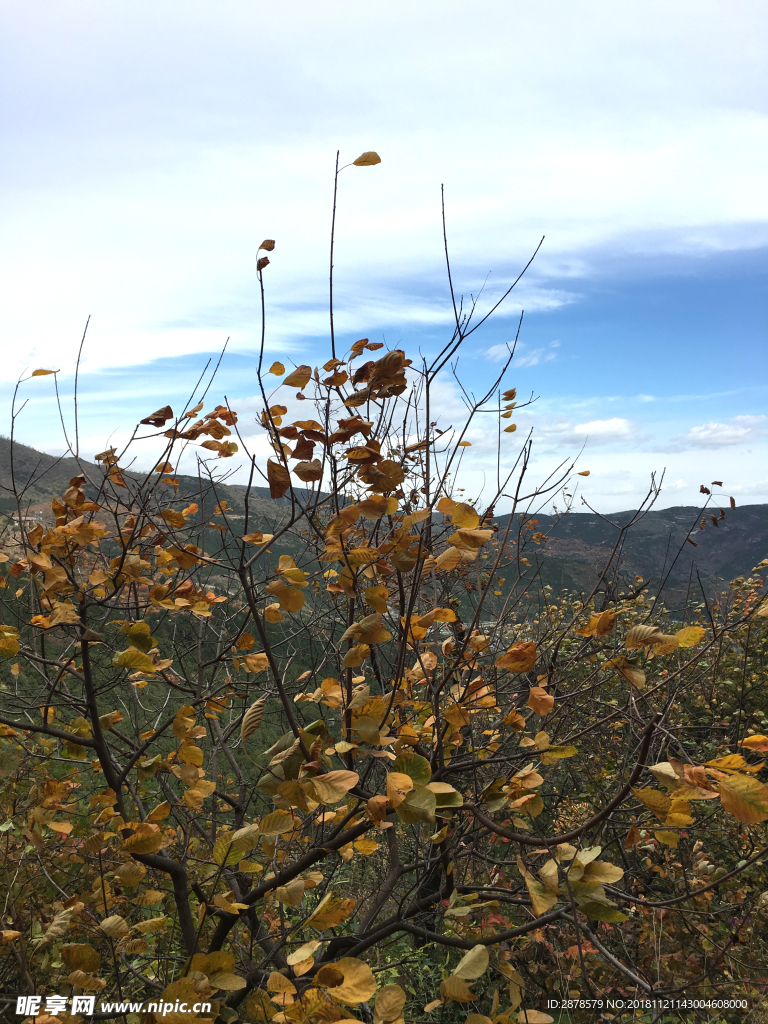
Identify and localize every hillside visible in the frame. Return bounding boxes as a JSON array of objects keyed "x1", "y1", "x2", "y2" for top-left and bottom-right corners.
[
  {"x1": 2, "y1": 438, "x2": 766, "y2": 608},
  {"x1": 496, "y1": 502, "x2": 768, "y2": 608}
]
